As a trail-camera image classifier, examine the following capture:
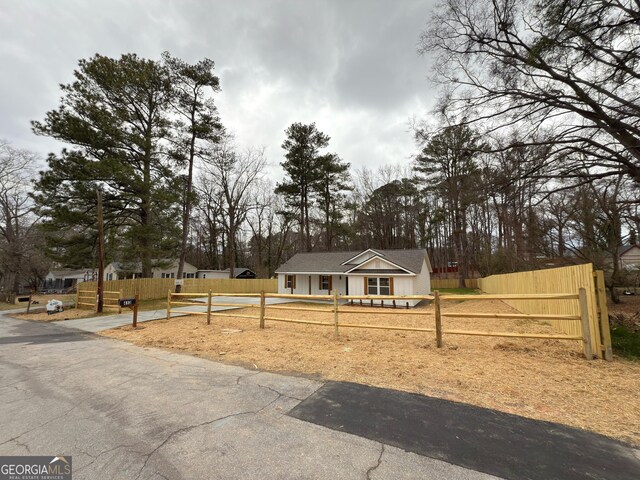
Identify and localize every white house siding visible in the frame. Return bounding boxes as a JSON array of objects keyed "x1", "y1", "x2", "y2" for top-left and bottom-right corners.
[
  {"x1": 414, "y1": 259, "x2": 431, "y2": 295},
  {"x1": 196, "y1": 270, "x2": 229, "y2": 279},
  {"x1": 104, "y1": 263, "x2": 119, "y2": 280},
  {"x1": 621, "y1": 248, "x2": 640, "y2": 269},
  {"x1": 346, "y1": 274, "x2": 419, "y2": 306},
  {"x1": 354, "y1": 258, "x2": 389, "y2": 269},
  {"x1": 345, "y1": 250, "x2": 379, "y2": 265},
  {"x1": 278, "y1": 274, "x2": 347, "y2": 295},
  {"x1": 152, "y1": 262, "x2": 197, "y2": 279}
]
